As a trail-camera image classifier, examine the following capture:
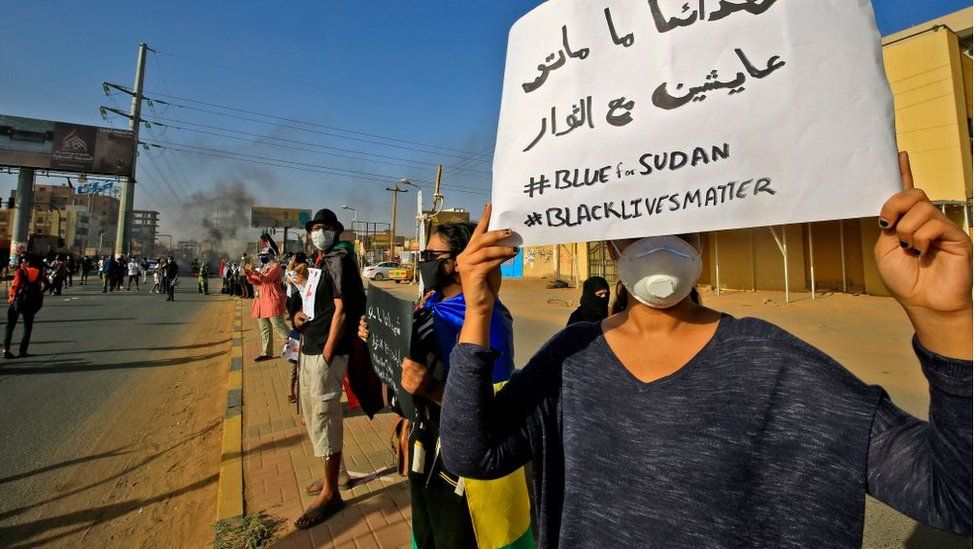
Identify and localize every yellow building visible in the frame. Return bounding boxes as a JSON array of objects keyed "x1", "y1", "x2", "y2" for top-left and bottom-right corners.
[{"x1": 525, "y1": 7, "x2": 973, "y2": 300}]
